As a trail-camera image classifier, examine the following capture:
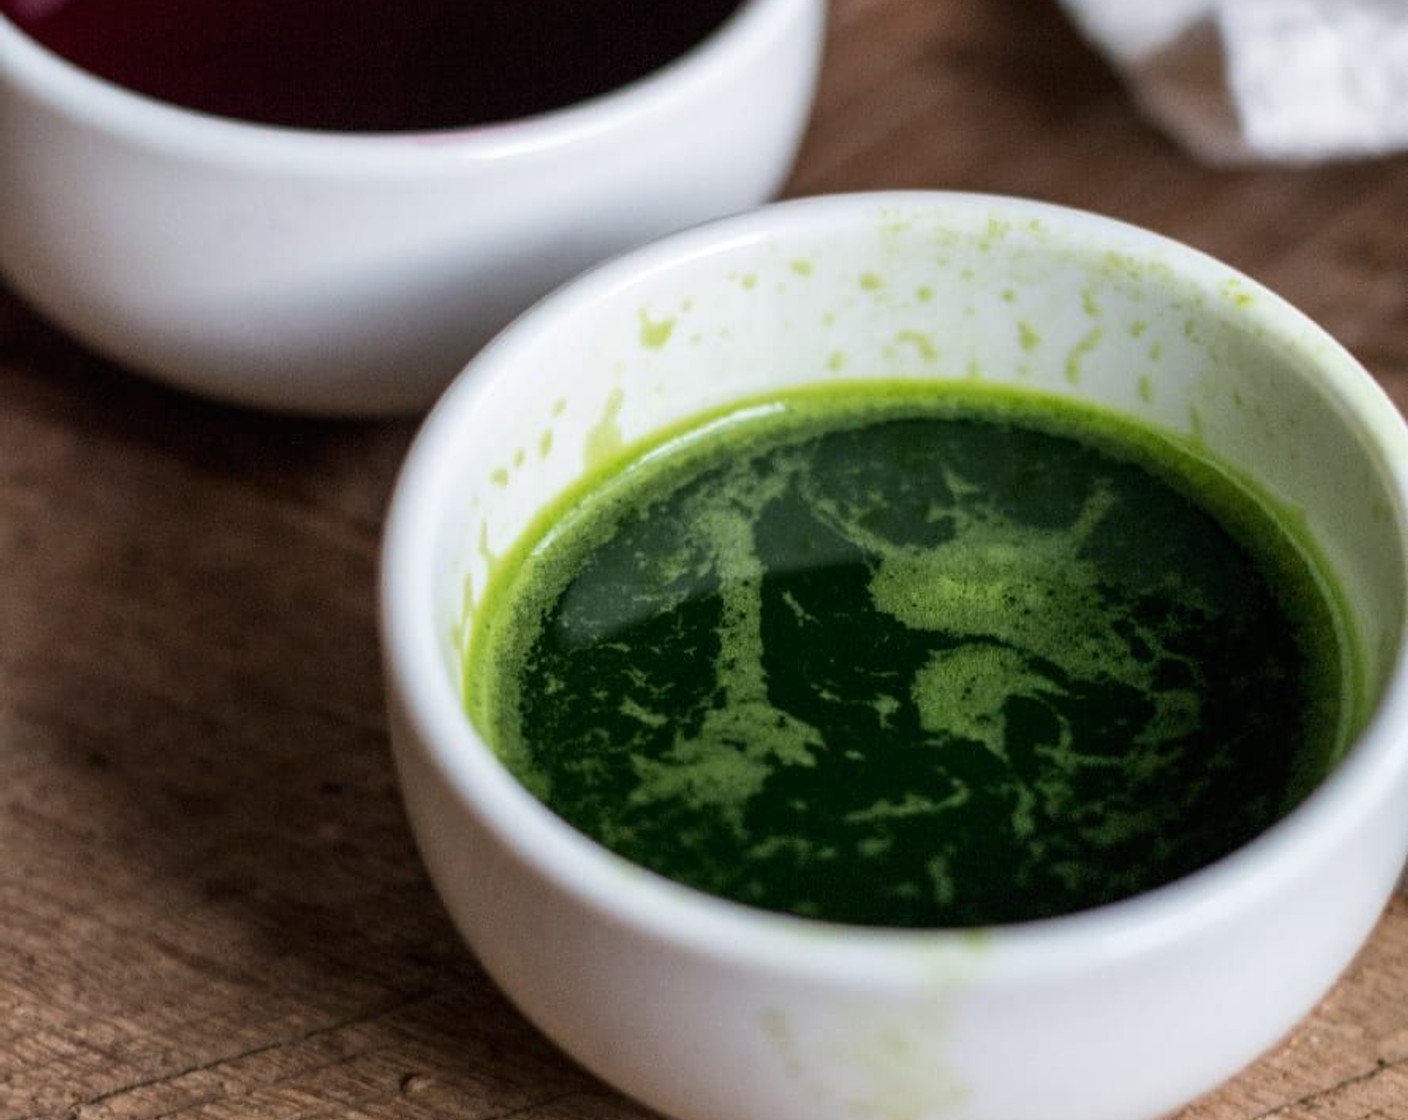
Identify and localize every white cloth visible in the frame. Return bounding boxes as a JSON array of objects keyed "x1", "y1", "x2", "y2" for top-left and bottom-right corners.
[{"x1": 1059, "y1": 0, "x2": 1408, "y2": 163}]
